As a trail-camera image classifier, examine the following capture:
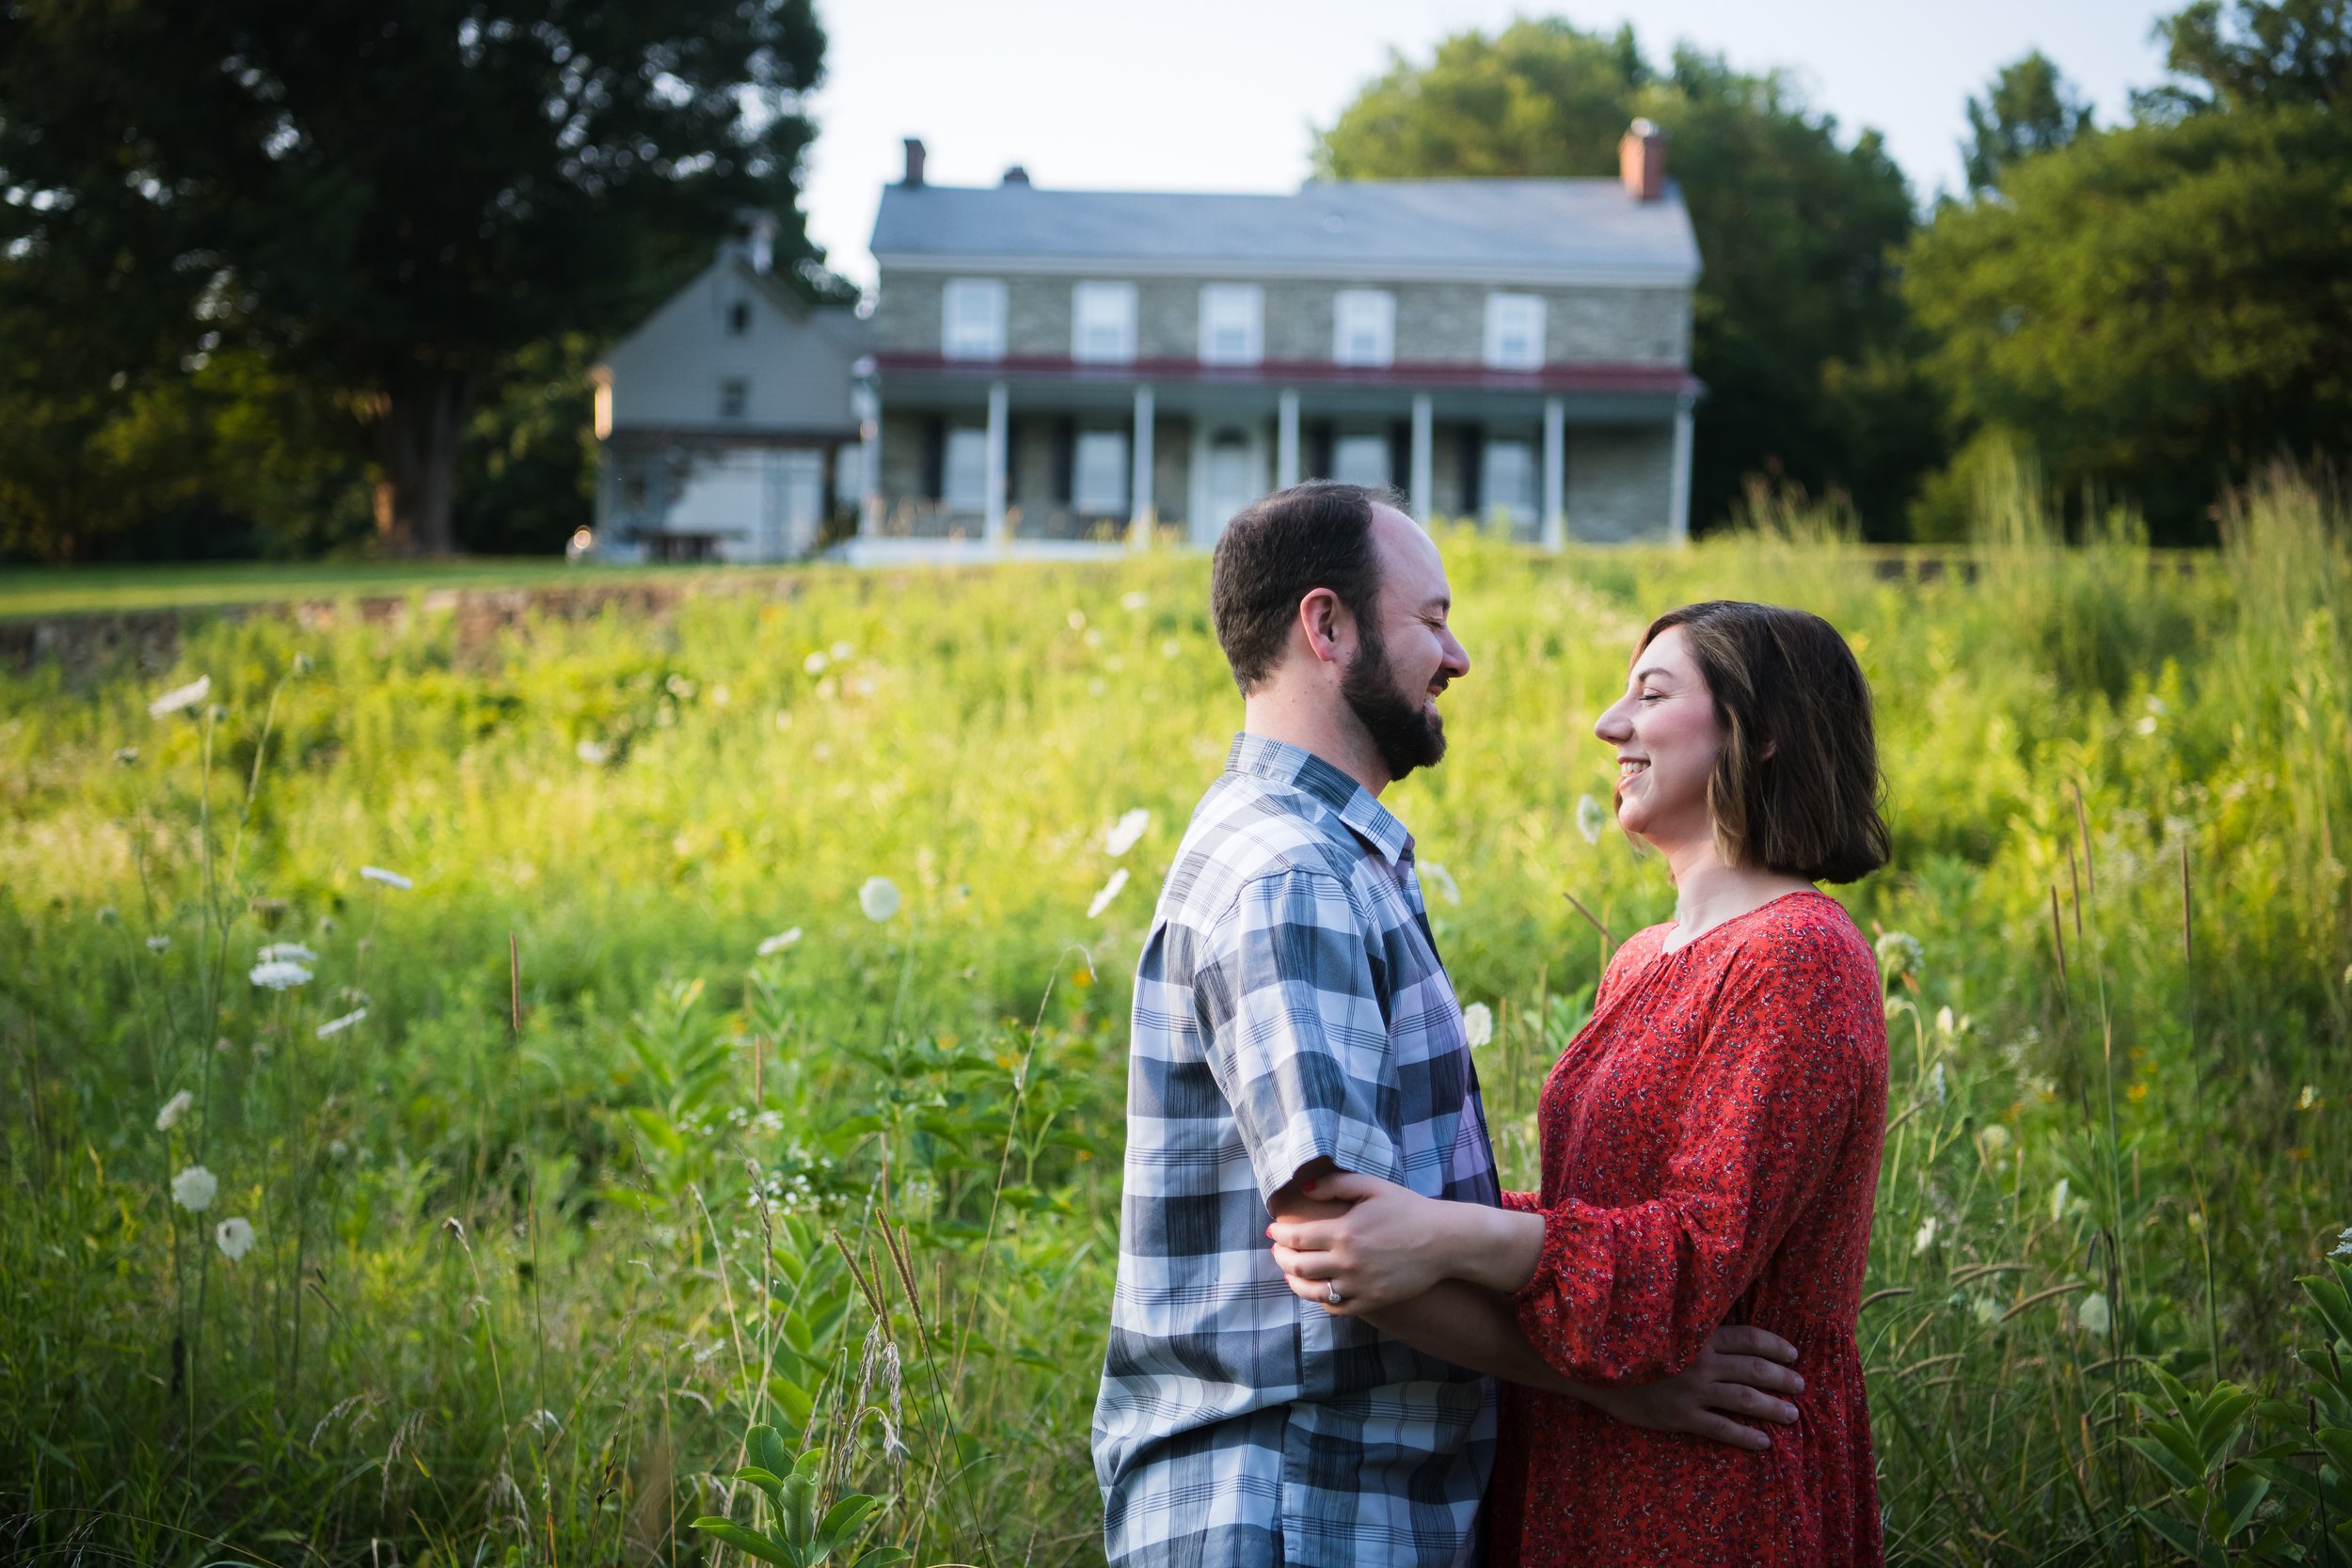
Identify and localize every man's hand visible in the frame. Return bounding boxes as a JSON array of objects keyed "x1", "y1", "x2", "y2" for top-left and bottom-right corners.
[{"x1": 1574, "y1": 1325, "x2": 1805, "y2": 1452}]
